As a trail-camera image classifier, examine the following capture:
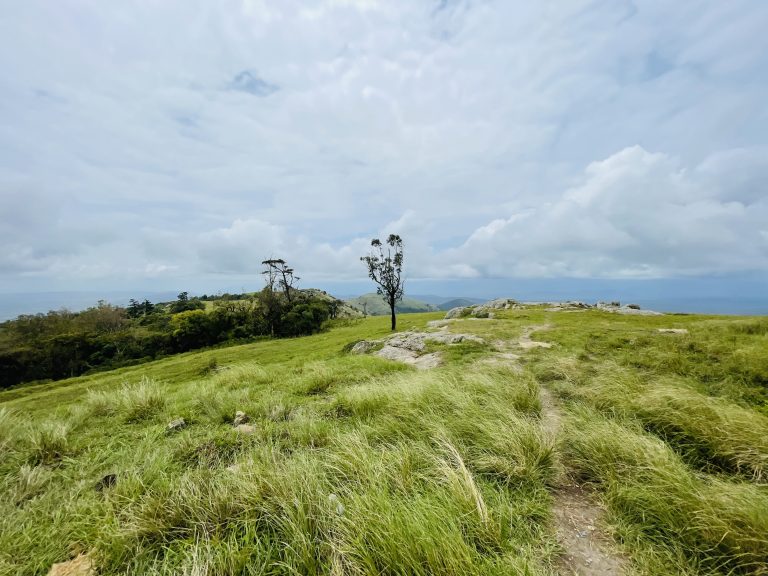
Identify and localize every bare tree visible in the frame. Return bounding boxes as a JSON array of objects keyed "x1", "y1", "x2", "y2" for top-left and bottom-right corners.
[
  {"x1": 261, "y1": 258, "x2": 300, "y2": 302},
  {"x1": 361, "y1": 234, "x2": 404, "y2": 330}
]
